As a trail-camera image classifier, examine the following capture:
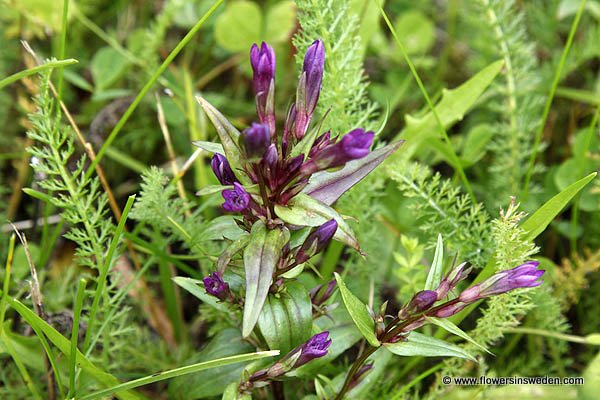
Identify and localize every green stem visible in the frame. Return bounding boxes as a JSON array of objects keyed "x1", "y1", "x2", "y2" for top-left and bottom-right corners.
[
  {"x1": 56, "y1": 0, "x2": 70, "y2": 99},
  {"x1": 69, "y1": 279, "x2": 87, "y2": 398},
  {"x1": 0, "y1": 59, "x2": 78, "y2": 90},
  {"x1": 521, "y1": 0, "x2": 587, "y2": 199}
]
